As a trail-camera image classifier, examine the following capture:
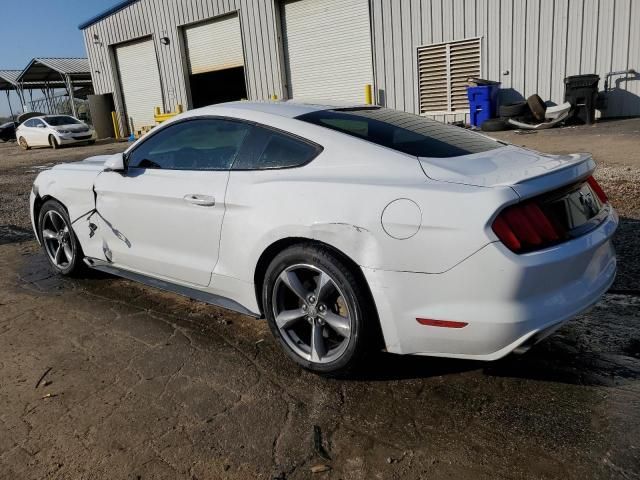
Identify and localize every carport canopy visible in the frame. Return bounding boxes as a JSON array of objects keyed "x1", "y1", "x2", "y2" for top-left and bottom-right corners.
[
  {"x1": 16, "y1": 58, "x2": 92, "y2": 117},
  {"x1": 0, "y1": 69, "x2": 67, "y2": 91},
  {"x1": 17, "y1": 58, "x2": 92, "y2": 84},
  {"x1": 0, "y1": 70, "x2": 23, "y2": 91},
  {"x1": 0, "y1": 68, "x2": 76, "y2": 117},
  {"x1": 0, "y1": 70, "x2": 26, "y2": 118}
]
